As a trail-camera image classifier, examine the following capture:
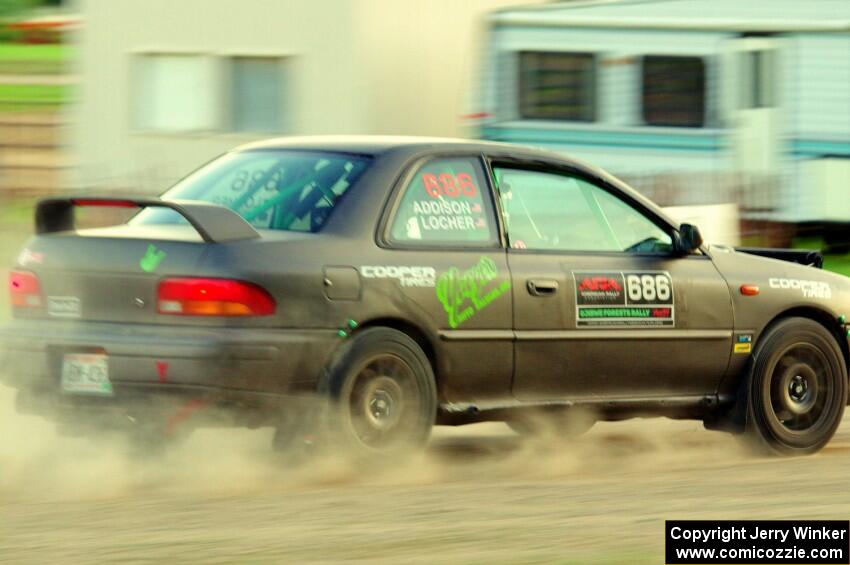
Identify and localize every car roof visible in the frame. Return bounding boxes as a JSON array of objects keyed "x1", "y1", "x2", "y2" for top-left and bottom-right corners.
[
  {"x1": 233, "y1": 135, "x2": 681, "y2": 230},
  {"x1": 235, "y1": 135, "x2": 531, "y2": 156}
]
